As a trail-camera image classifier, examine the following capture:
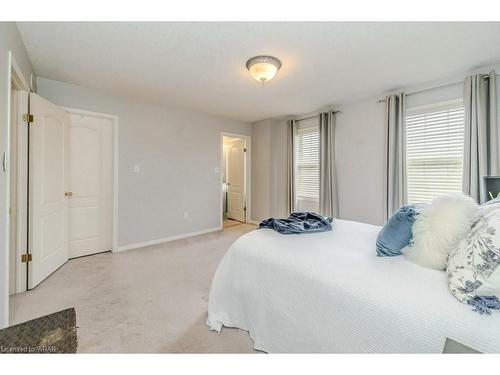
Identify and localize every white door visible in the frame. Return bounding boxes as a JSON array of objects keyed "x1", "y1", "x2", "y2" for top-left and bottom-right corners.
[
  {"x1": 68, "y1": 113, "x2": 113, "y2": 258},
  {"x1": 227, "y1": 139, "x2": 246, "y2": 222},
  {"x1": 28, "y1": 93, "x2": 69, "y2": 289}
]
